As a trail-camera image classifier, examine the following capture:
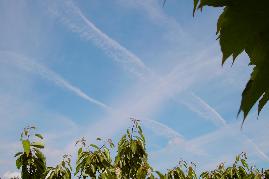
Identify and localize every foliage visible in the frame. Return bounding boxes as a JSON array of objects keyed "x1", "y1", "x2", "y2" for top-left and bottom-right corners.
[
  {"x1": 15, "y1": 122, "x2": 269, "y2": 178},
  {"x1": 154, "y1": 160, "x2": 198, "y2": 179},
  {"x1": 193, "y1": 0, "x2": 269, "y2": 121},
  {"x1": 74, "y1": 119, "x2": 154, "y2": 179},
  {"x1": 114, "y1": 119, "x2": 153, "y2": 178},
  {"x1": 75, "y1": 136, "x2": 115, "y2": 178},
  {"x1": 200, "y1": 152, "x2": 264, "y2": 179},
  {"x1": 44, "y1": 155, "x2": 72, "y2": 179},
  {"x1": 15, "y1": 126, "x2": 46, "y2": 179}
]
